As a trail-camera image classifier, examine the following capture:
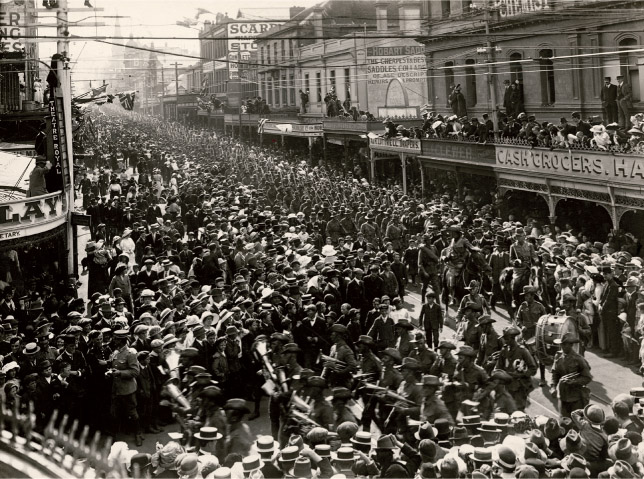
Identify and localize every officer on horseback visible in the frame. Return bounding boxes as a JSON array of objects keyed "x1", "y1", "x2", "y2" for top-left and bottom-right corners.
[
  {"x1": 444, "y1": 225, "x2": 480, "y2": 306},
  {"x1": 509, "y1": 227, "x2": 538, "y2": 309}
]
